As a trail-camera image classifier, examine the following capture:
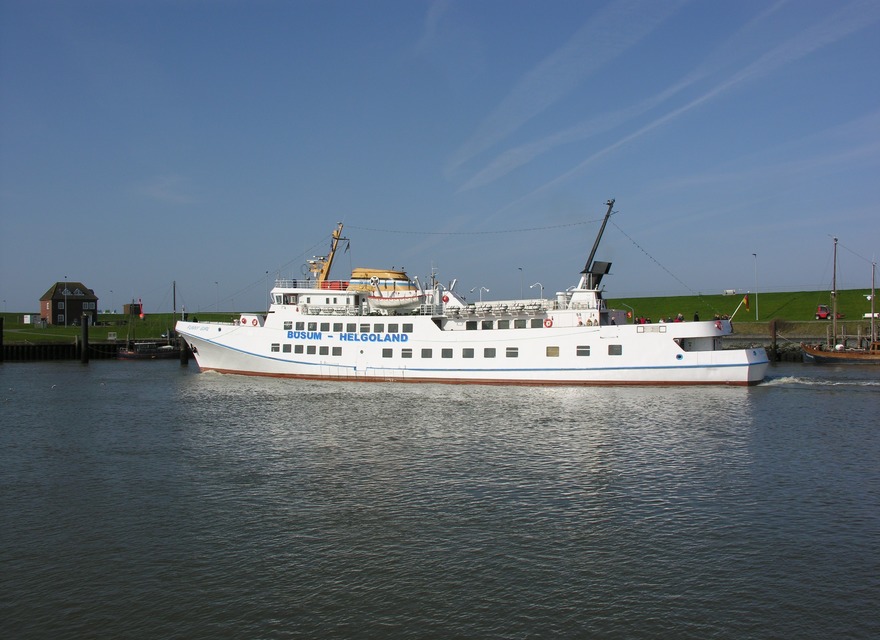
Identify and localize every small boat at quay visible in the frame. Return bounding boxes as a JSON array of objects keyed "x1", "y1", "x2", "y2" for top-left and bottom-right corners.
[
  {"x1": 802, "y1": 236, "x2": 880, "y2": 364},
  {"x1": 176, "y1": 200, "x2": 769, "y2": 385}
]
